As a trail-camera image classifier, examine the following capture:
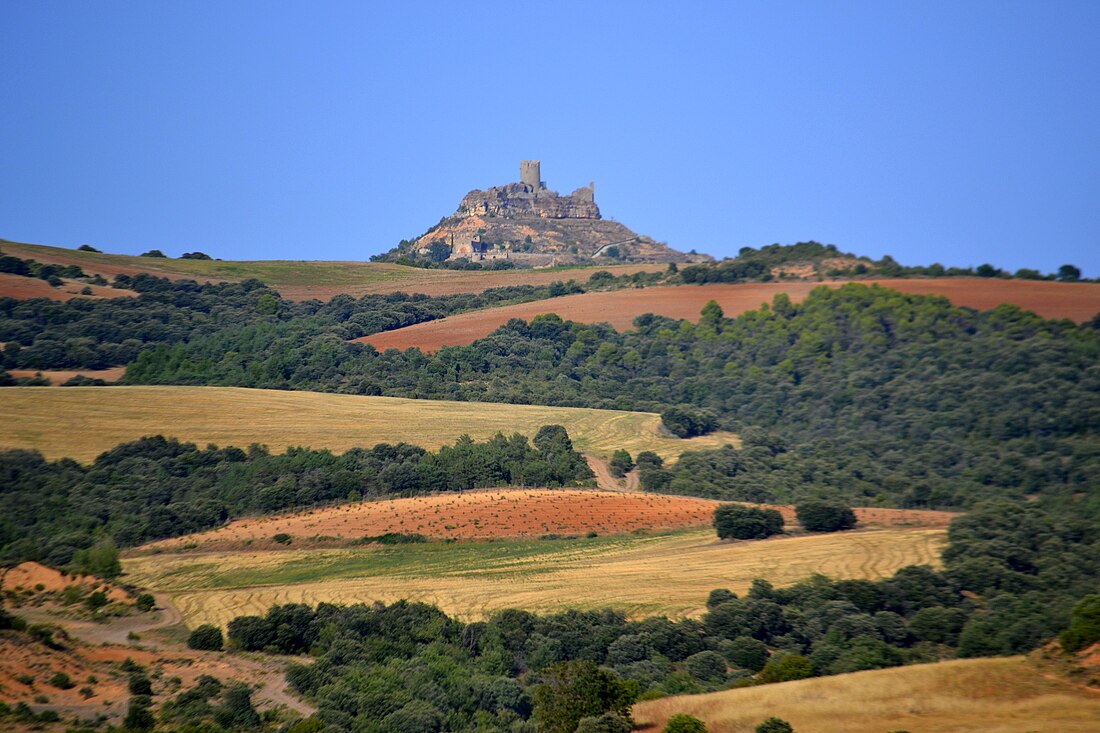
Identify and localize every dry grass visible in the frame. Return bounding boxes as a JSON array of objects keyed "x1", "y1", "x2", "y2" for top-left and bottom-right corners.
[
  {"x1": 0, "y1": 385, "x2": 737, "y2": 463},
  {"x1": 124, "y1": 526, "x2": 945, "y2": 628},
  {"x1": 633, "y1": 656, "x2": 1100, "y2": 733},
  {"x1": 0, "y1": 240, "x2": 664, "y2": 300}
]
